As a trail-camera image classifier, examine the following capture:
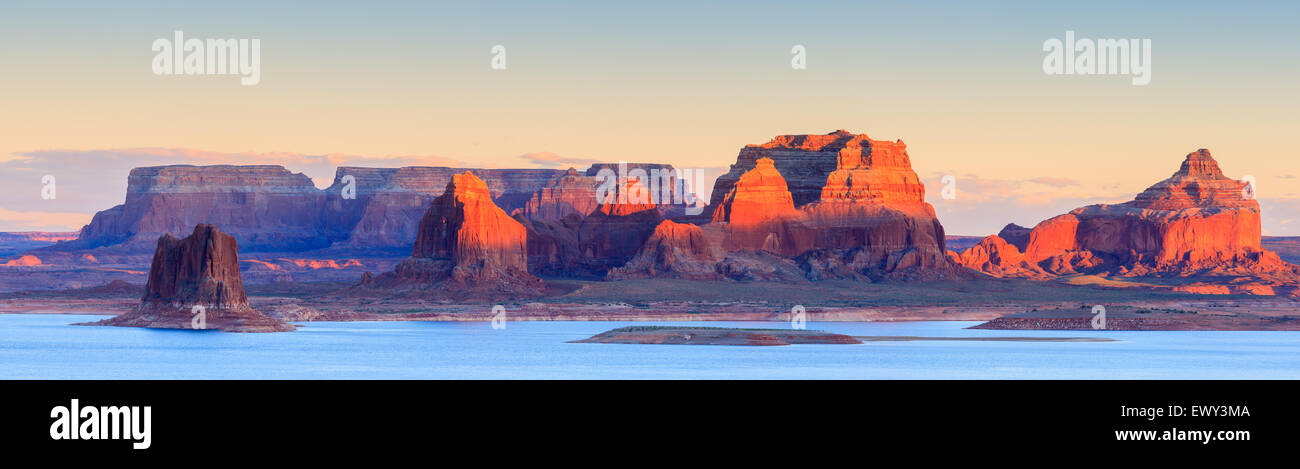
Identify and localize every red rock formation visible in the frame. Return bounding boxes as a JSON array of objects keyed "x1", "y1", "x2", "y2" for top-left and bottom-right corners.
[
  {"x1": 574, "y1": 178, "x2": 665, "y2": 274},
  {"x1": 608, "y1": 220, "x2": 720, "y2": 280},
  {"x1": 953, "y1": 236, "x2": 1049, "y2": 279},
  {"x1": 710, "y1": 157, "x2": 804, "y2": 255},
  {"x1": 519, "y1": 168, "x2": 602, "y2": 221},
  {"x1": 965, "y1": 149, "x2": 1300, "y2": 289},
  {"x1": 93, "y1": 224, "x2": 294, "y2": 332},
  {"x1": 323, "y1": 166, "x2": 564, "y2": 250},
  {"x1": 517, "y1": 163, "x2": 701, "y2": 221},
  {"x1": 674, "y1": 130, "x2": 960, "y2": 281},
  {"x1": 376, "y1": 172, "x2": 544, "y2": 298},
  {"x1": 712, "y1": 158, "x2": 797, "y2": 224},
  {"x1": 3, "y1": 255, "x2": 42, "y2": 266},
  {"x1": 516, "y1": 177, "x2": 668, "y2": 278},
  {"x1": 711, "y1": 130, "x2": 916, "y2": 208},
  {"x1": 74, "y1": 166, "x2": 329, "y2": 252},
  {"x1": 997, "y1": 223, "x2": 1032, "y2": 251}
]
